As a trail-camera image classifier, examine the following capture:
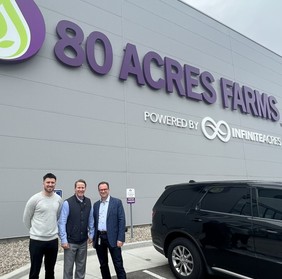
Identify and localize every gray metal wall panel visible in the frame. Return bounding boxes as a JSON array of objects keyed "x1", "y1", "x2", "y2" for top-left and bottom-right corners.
[{"x1": 1, "y1": 0, "x2": 282, "y2": 238}]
